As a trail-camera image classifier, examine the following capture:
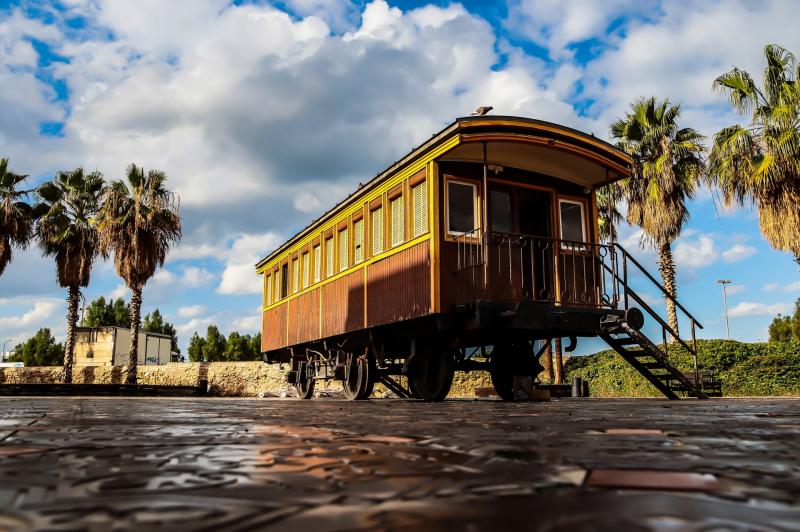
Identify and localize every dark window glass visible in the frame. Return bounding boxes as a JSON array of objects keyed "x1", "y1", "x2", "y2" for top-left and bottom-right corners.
[
  {"x1": 281, "y1": 263, "x2": 289, "y2": 298},
  {"x1": 491, "y1": 190, "x2": 512, "y2": 233},
  {"x1": 448, "y1": 181, "x2": 476, "y2": 234},
  {"x1": 559, "y1": 201, "x2": 585, "y2": 242}
]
